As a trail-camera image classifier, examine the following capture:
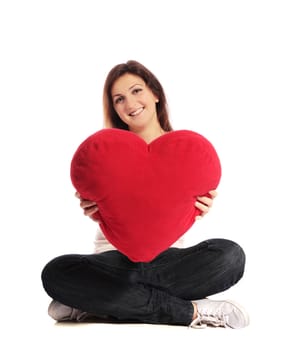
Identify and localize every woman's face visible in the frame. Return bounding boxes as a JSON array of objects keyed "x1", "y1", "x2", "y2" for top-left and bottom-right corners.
[{"x1": 111, "y1": 73, "x2": 159, "y2": 132}]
